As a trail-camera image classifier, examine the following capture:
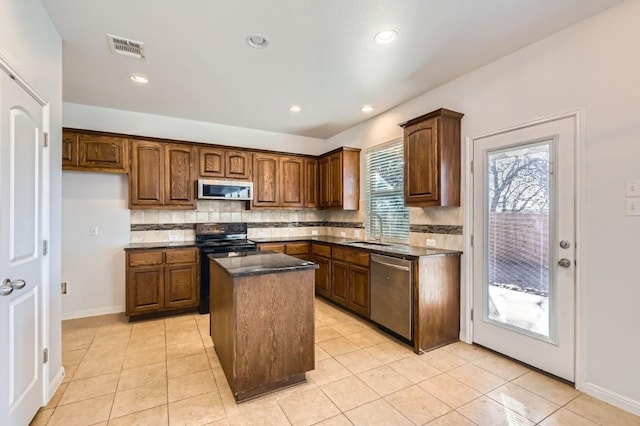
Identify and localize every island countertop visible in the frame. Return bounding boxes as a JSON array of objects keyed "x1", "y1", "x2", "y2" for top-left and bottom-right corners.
[{"x1": 209, "y1": 251, "x2": 318, "y2": 277}]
